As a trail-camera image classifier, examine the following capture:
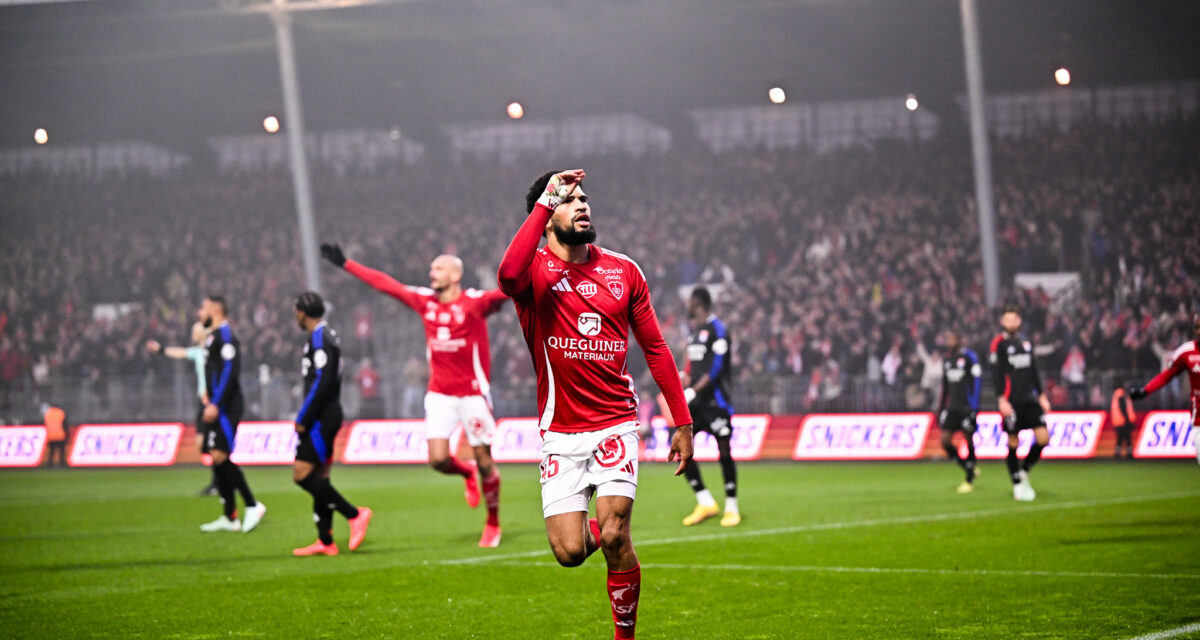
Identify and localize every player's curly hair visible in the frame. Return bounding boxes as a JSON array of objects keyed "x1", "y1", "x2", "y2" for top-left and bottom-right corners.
[
  {"x1": 294, "y1": 291, "x2": 325, "y2": 318},
  {"x1": 691, "y1": 286, "x2": 713, "y2": 310},
  {"x1": 526, "y1": 169, "x2": 564, "y2": 214}
]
